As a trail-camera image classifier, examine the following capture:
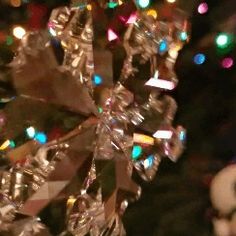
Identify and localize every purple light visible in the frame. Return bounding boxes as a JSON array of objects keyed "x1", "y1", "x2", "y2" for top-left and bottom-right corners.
[
  {"x1": 221, "y1": 57, "x2": 234, "y2": 69},
  {"x1": 198, "y1": 2, "x2": 208, "y2": 14}
]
